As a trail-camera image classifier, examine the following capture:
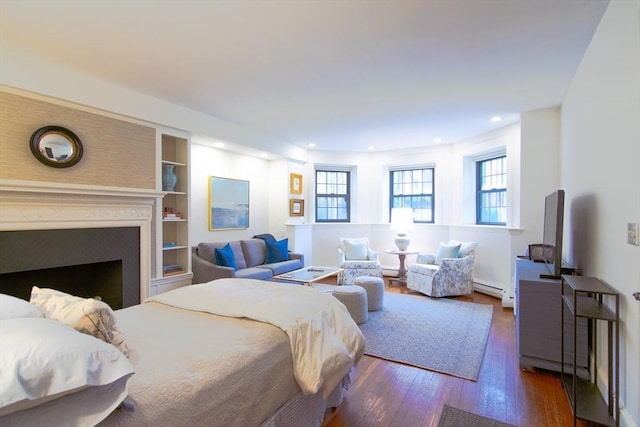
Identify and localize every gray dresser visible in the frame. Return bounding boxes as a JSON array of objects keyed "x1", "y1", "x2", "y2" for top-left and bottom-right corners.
[{"x1": 515, "y1": 258, "x2": 588, "y2": 376}]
